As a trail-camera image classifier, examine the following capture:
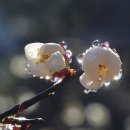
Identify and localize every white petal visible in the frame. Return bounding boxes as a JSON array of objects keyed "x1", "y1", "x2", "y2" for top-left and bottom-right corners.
[
  {"x1": 24, "y1": 42, "x2": 44, "y2": 62},
  {"x1": 80, "y1": 73, "x2": 103, "y2": 90},
  {"x1": 25, "y1": 60, "x2": 51, "y2": 77},
  {"x1": 82, "y1": 46, "x2": 122, "y2": 81},
  {"x1": 106, "y1": 48, "x2": 122, "y2": 80},
  {"x1": 40, "y1": 43, "x2": 66, "y2": 56},
  {"x1": 45, "y1": 51, "x2": 66, "y2": 73}
]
